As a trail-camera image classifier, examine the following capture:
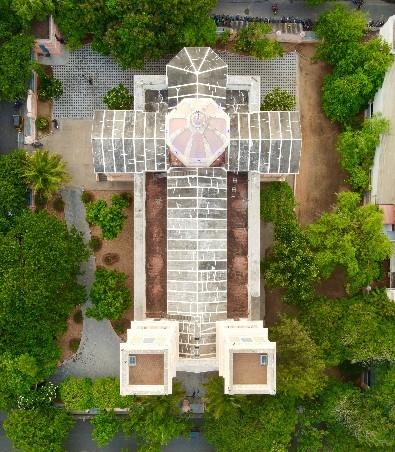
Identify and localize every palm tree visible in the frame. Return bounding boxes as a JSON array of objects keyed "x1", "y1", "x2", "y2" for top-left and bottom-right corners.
[{"x1": 24, "y1": 150, "x2": 70, "y2": 202}]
